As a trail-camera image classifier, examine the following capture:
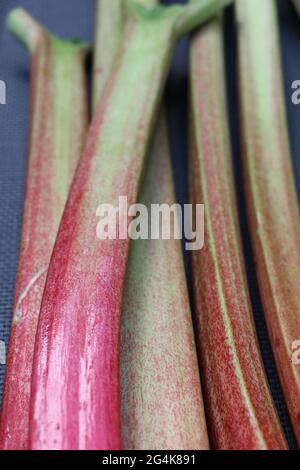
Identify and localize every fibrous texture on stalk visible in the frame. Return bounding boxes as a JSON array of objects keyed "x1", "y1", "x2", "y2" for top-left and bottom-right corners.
[
  {"x1": 29, "y1": 0, "x2": 232, "y2": 450},
  {"x1": 119, "y1": 0, "x2": 208, "y2": 450},
  {"x1": 93, "y1": 0, "x2": 123, "y2": 111},
  {"x1": 190, "y1": 13, "x2": 287, "y2": 450},
  {"x1": 236, "y1": 0, "x2": 300, "y2": 445},
  {"x1": 0, "y1": 9, "x2": 88, "y2": 450},
  {"x1": 121, "y1": 114, "x2": 209, "y2": 450}
]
